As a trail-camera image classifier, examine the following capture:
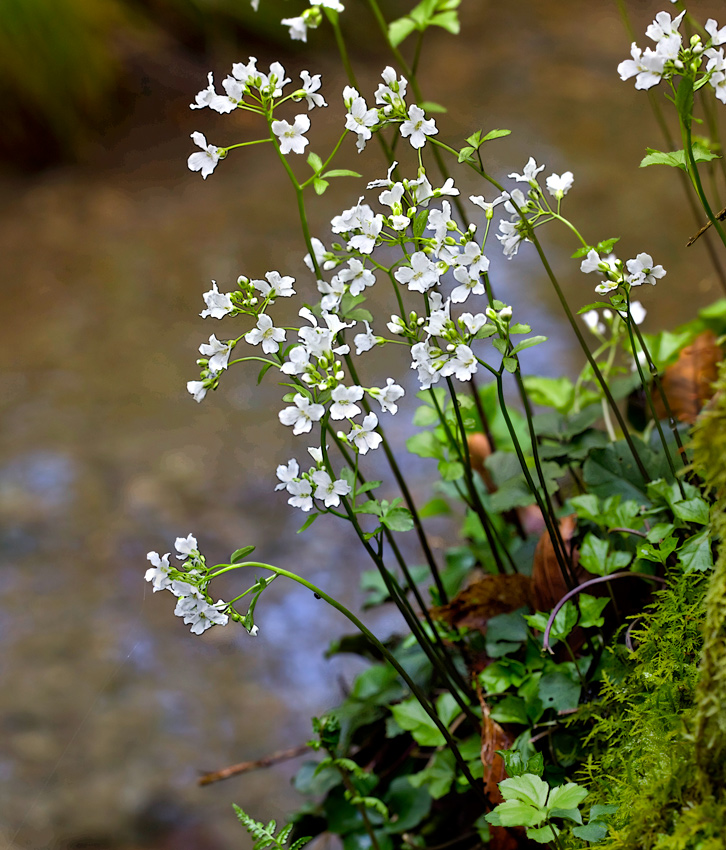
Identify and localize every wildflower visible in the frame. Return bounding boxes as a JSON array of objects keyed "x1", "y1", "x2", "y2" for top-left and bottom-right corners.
[
  {"x1": 345, "y1": 96, "x2": 379, "y2": 152},
  {"x1": 394, "y1": 252, "x2": 440, "y2": 293},
  {"x1": 508, "y1": 157, "x2": 545, "y2": 184},
  {"x1": 298, "y1": 70, "x2": 327, "y2": 109},
  {"x1": 245, "y1": 314, "x2": 286, "y2": 354},
  {"x1": 187, "y1": 132, "x2": 222, "y2": 179},
  {"x1": 252, "y1": 270, "x2": 296, "y2": 298},
  {"x1": 469, "y1": 193, "x2": 509, "y2": 218},
  {"x1": 337, "y1": 259, "x2": 376, "y2": 295},
  {"x1": 617, "y1": 43, "x2": 666, "y2": 90},
  {"x1": 497, "y1": 220, "x2": 523, "y2": 259},
  {"x1": 311, "y1": 470, "x2": 351, "y2": 507},
  {"x1": 272, "y1": 114, "x2": 311, "y2": 154},
  {"x1": 706, "y1": 19, "x2": 726, "y2": 47},
  {"x1": 583, "y1": 310, "x2": 606, "y2": 335},
  {"x1": 177, "y1": 597, "x2": 229, "y2": 635},
  {"x1": 444, "y1": 344, "x2": 478, "y2": 382},
  {"x1": 400, "y1": 105, "x2": 438, "y2": 149},
  {"x1": 199, "y1": 335, "x2": 232, "y2": 372},
  {"x1": 349, "y1": 413, "x2": 383, "y2": 454},
  {"x1": 145, "y1": 552, "x2": 173, "y2": 592},
  {"x1": 459, "y1": 312, "x2": 489, "y2": 335},
  {"x1": 174, "y1": 534, "x2": 199, "y2": 562},
  {"x1": 200, "y1": 281, "x2": 234, "y2": 319},
  {"x1": 187, "y1": 378, "x2": 214, "y2": 402},
  {"x1": 451, "y1": 265, "x2": 485, "y2": 303},
  {"x1": 329, "y1": 384, "x2": 364, "y2": 420},
  {"x1": 545, "y1": 172, "x2": 574, "y2": 199},
  {"x1": 279, "y1": 393, "x2": 325, "y2": 434},
  {"x1": 353, "y1": 321, "x2": 378, "y2": 355},
  {"x1": 370, "y1": 379, "x2": 405, "y2": 415},
  {"x1": 626, "y1": 253, "x2": 666, "y2": 286},
  {"x1": 287, "y1": 478, "x2": 314, "y2": 511},
  {"x1": 282, "y1": 16, "x2": 308, "y2": 41},
  {"x1": 275, "y1": 458, "x2": 300, "y2": 490},
  {"x1": 375, "y1": 67, "x2": 407, "y2": 113}
]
